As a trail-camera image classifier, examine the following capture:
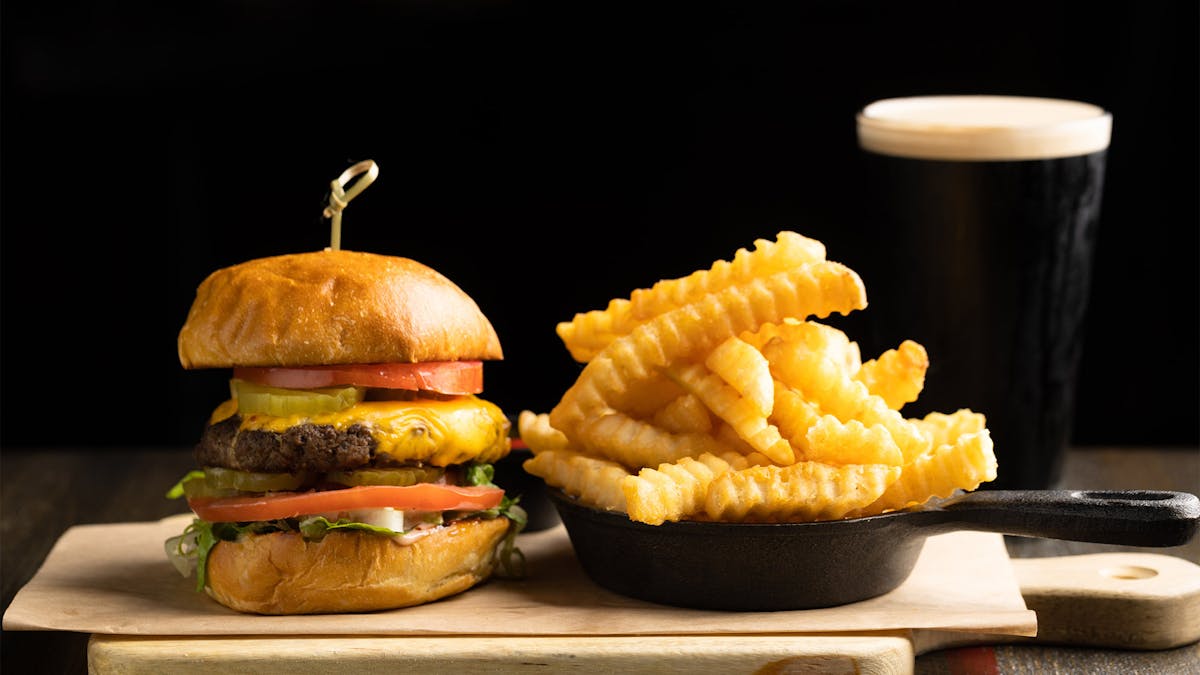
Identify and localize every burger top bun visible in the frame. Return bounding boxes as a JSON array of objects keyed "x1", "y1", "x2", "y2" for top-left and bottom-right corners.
[{"x1": 178, "y1": 248, "x2": 503, "y2": 369}]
